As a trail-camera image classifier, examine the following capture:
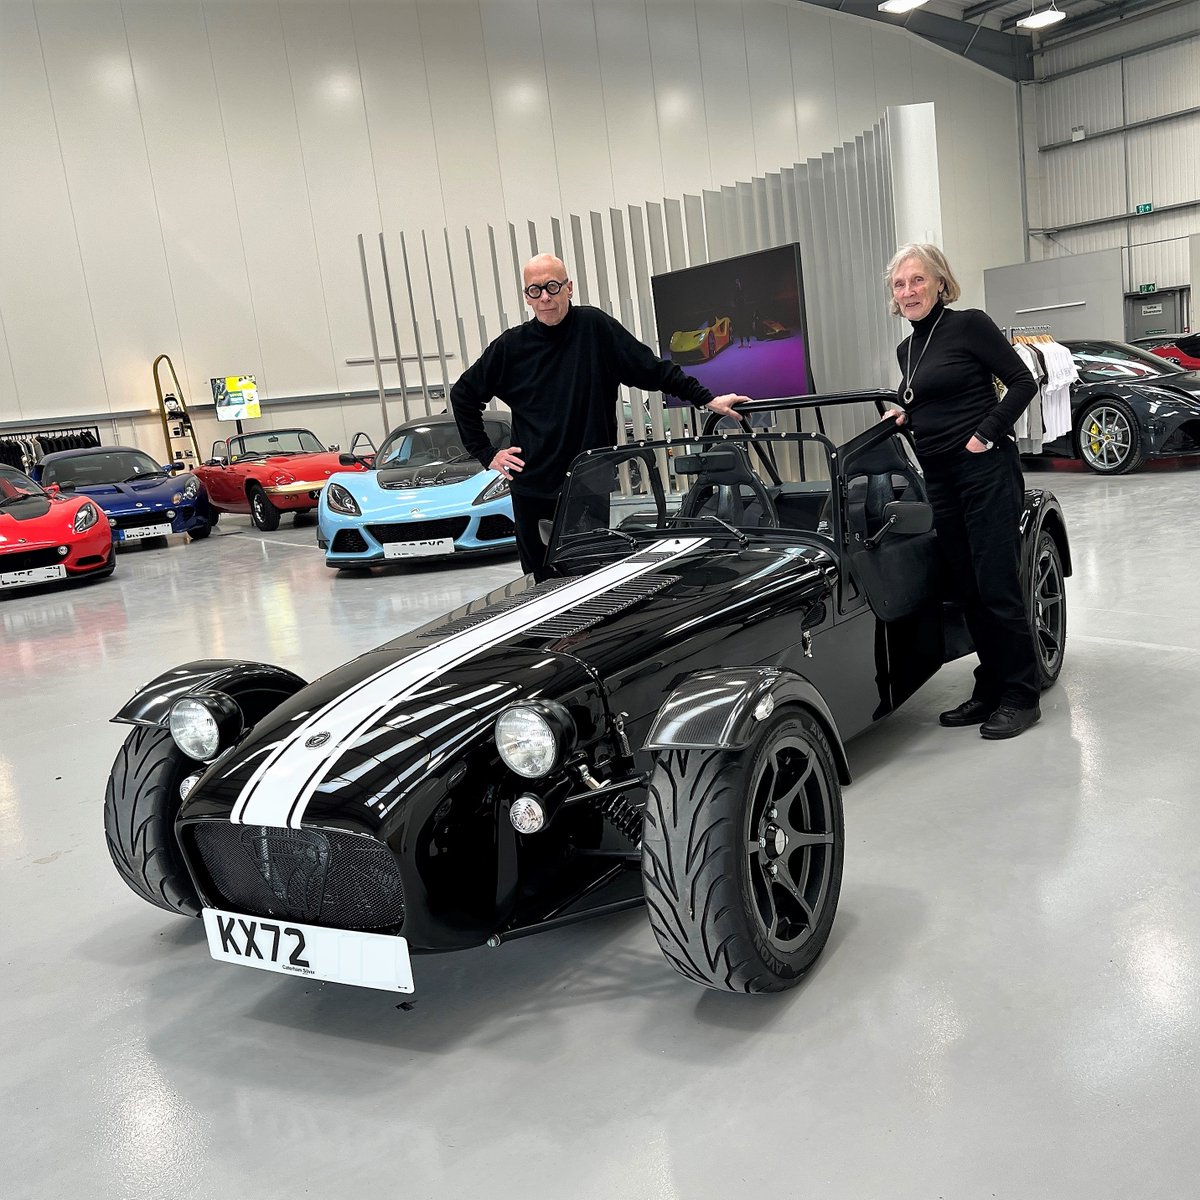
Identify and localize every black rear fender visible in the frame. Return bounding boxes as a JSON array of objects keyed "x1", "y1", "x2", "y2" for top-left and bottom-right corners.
[
  {"x1": 643, "y1": 666, "x2": 851, "y2": 784},
  {"x1": 112, "y1": 659, "x2": 308, "y2": 730}
]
